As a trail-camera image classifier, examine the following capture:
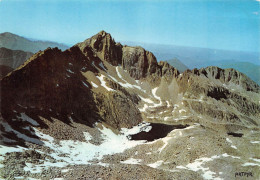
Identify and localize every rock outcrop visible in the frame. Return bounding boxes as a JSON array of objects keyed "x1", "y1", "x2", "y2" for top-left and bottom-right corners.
[
  {"x1": 197, "y1": 66, "x2": 260, "y2": 92},
  {"x1": 76, "y1": 30, "x2": 122, "y2": 66},
  {"x1": 121, "y1": 46, "x2": 158, "y2": 79}
]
